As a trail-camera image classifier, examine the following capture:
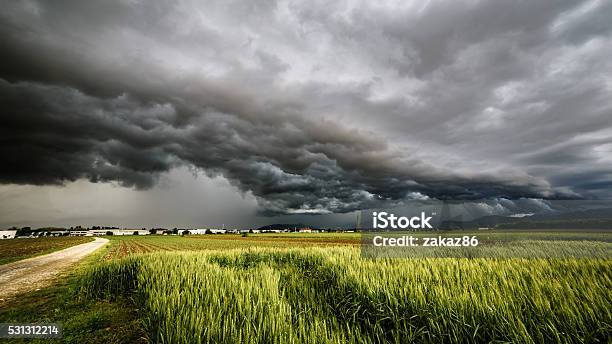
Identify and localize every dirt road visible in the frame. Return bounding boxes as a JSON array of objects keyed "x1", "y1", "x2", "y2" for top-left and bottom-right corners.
[{"x1": 0, "y1": 237, "x2": 108, "y2": 301}]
